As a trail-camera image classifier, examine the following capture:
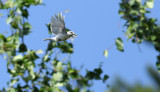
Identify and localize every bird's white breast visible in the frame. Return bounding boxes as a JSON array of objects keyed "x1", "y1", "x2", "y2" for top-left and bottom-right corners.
[{"x1": 56, "y1": 34, "x2": 71, "y2": 41}]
